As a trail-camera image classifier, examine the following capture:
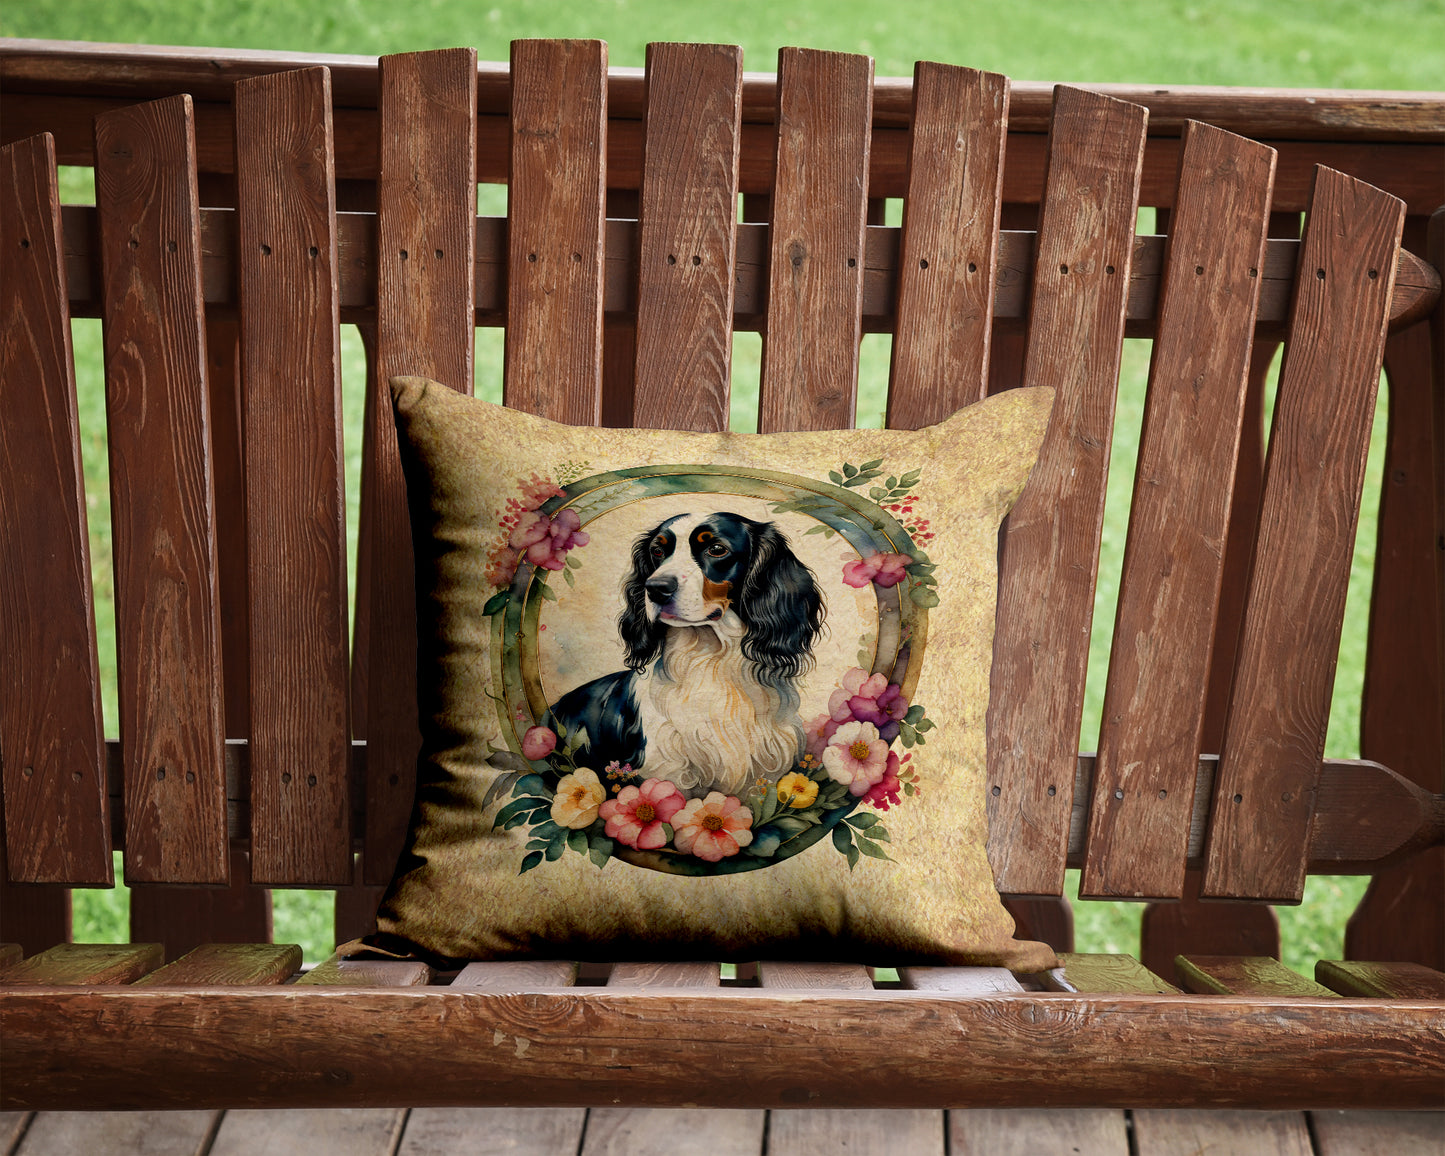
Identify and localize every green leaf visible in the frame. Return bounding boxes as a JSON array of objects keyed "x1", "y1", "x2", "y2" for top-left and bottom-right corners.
[
  {"x1": 519, "y1": 850, "x2": 545, "y2": 874},
  {"x1": 916, "y1": 718, "x2": 935, "y2": 733},
  {"x1": 843, "y1": 462, "x2": 859, "y2": 478},
  {"x1": 845, "y1": 812, "x2": 880, "y2": 830},
  {"x1": 660, "y1": 823, "x2": 675, "y2": 843},
  {"x1": 854, "y1": 835, "x2": 893, "y2": 861},
  {"x1": 847, "y1": 844, "x2": 860, "y2": 870},
  {"x1": 831, "y1": 824, "x2": 854, "y2": 857},
  {"x1": 859, "y1": 458, "x2": 884, "y2": 472},
  {"x1": 529, "y1": 819, "x2": 564, "y2": 842},
  {"x1": 562, "y1": 567, "x2": 576, "y2": 588},
  {"x1": 539, "y1": 582, "x2": 559, "y2": 602},
  {"x1": 805, "y1": 524, "x2": 832, "y2": 536},
  {"x1": 502, "y1": 811, "x2": 533, "y2": 831},
  {"x1": 545, "y1": 835, "x2": 566, "y2": 861},
  {"x1": 857, "y1": 650, "x2": 871, "y2": 667},
  {"x1": 482, "y1": 590, "x2": 511, "y2": 616},
  {"x1": 885, "y1": 476, "x2": 898, "y2": 489},
  {"x1": 909, "y1": 587, "x2": 940, "y2": 608},
  {"x1": 866, "y1": 824, "x2": 892, "y2": 844},
  {"x1": 899, "y1": 468, "x2": 922, "y2": 486},
  {"x1": 495, "y1": 797, "x2": 544, "y2": 827},
  {"x1": 588, "y1": 843, "x2": 611, "y2": 869},
  {"x1": 904, "y1": 782, "x2": 916, "y2": 796},
  {"x1": 829, "y1": 470, "x2": 845, "y2": 485},
  {"x1": 771, "y1": 815, "x2": 812, "y2": 838},
  {"x1": 904, "y1": 704, "x2": 927, "y2": 724},
  {"x1": 567, "y1": 828, "x2": 590, "y2": 856},
  {"x1": 869, "y1": 486, "x2": 886, "y2": 500},
  {"x1": 515, "y1": 774, "x2": 548, "y2": 796},
  {"x1": 525, "y1": 836, "x2": 553, "y2": 850},
  {"x1": 565, "y1": 554, "x2": 583, "y2": 569},
  {"x1": 906, "y1": 563, "x2": 937, "y2": 575},
  {"x1": 899, "y1": 724, "x2": 916, "y2": 749}
]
